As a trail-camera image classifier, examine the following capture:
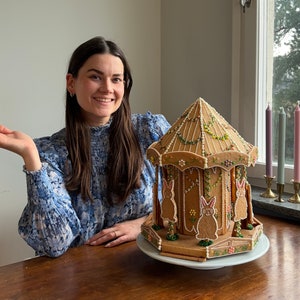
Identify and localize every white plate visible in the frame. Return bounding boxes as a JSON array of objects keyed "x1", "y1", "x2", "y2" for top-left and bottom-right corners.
[{"x1": 136, "y1": 233, "x2": 270, "y2": 270}]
